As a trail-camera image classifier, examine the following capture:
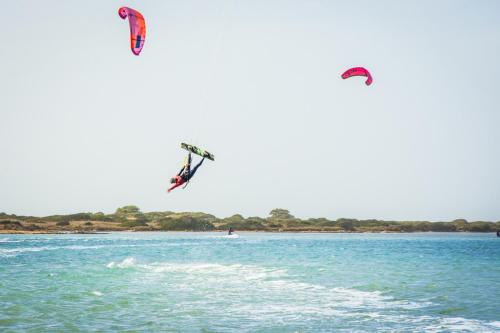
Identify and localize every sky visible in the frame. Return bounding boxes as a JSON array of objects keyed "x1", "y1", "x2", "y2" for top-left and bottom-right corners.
[{"x1": 1, "y1": 0, "x2": 500, "y2": 221}]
